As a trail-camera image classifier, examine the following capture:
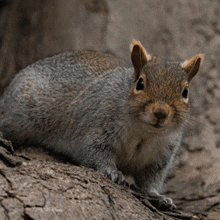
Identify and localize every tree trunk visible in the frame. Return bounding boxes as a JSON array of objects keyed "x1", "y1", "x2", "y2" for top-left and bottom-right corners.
[{"x1": 0, "y1": 135, "x2": 196, "y2": 220}]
